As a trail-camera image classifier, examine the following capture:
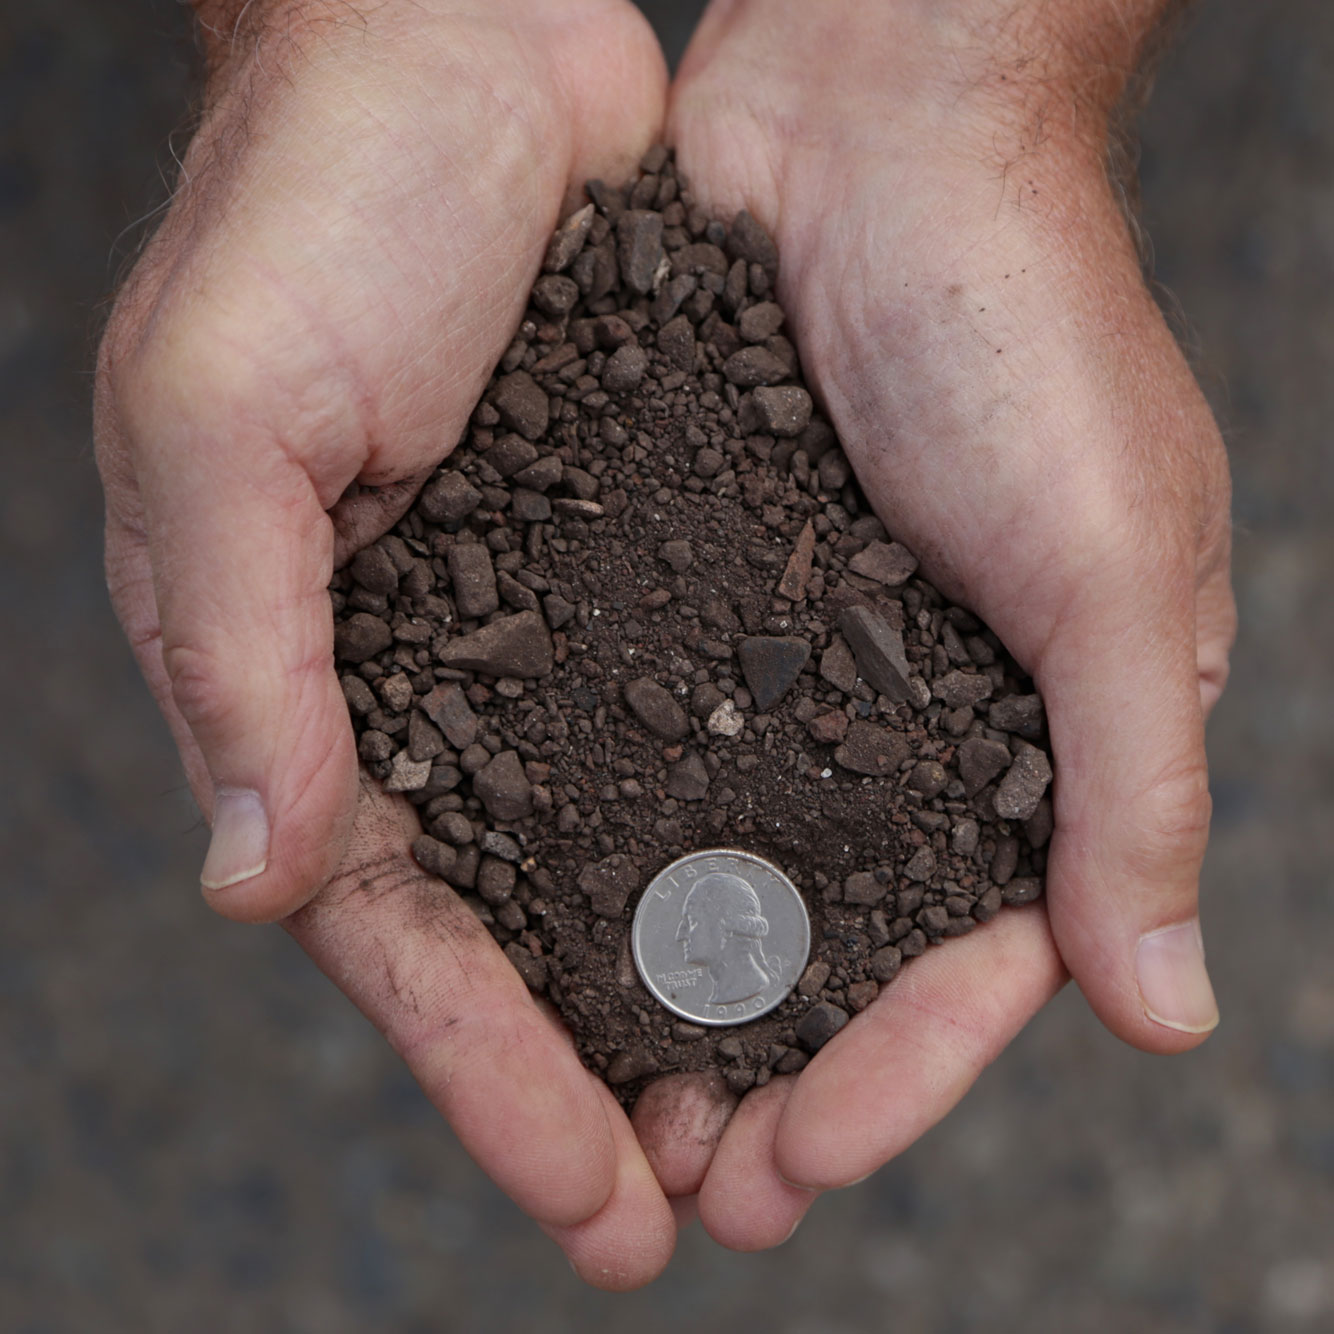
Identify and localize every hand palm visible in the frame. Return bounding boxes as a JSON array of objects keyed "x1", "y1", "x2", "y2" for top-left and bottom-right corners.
[{"x1": 657, "y1": 0, "x2": 1233, "y2": 1240}]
